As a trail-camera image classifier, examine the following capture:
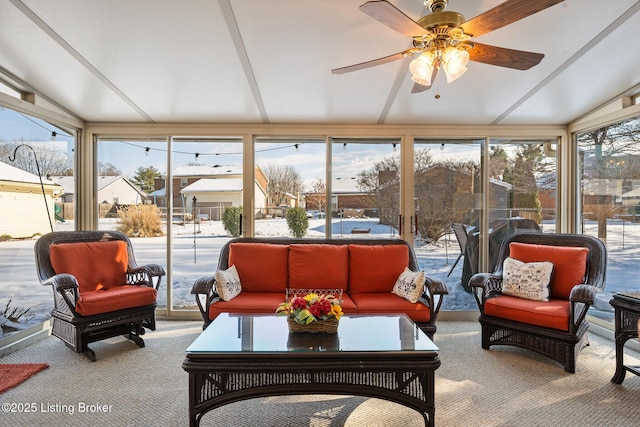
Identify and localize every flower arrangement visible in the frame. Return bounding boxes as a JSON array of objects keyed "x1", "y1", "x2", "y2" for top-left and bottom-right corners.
[{"x1": 276, "y1": 291, "x2": 343, "y2": 325}]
